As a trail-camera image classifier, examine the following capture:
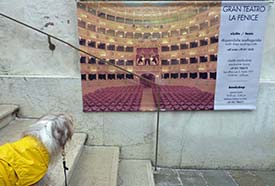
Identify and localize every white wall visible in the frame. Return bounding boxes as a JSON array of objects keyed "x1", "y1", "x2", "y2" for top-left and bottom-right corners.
[
  {"x1": 0, "y1": 0, "x2": 79, "y2": 76},
  {"x1": 0, "y1": 0, "x2": 275, "y2": 169}
]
